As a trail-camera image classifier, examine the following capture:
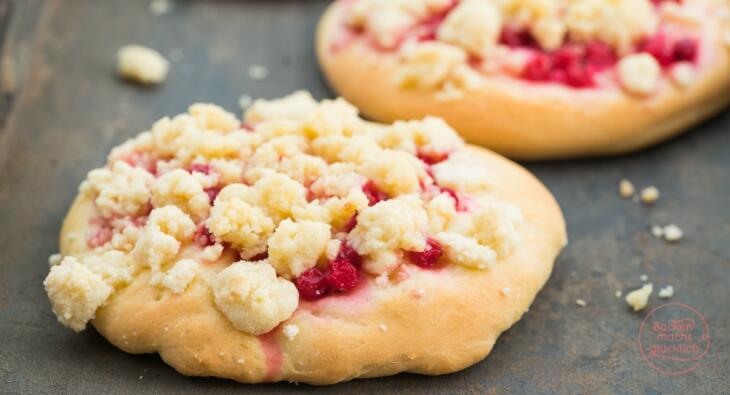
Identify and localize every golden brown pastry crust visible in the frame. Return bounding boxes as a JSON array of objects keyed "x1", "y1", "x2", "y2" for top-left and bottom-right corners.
[
  {"x1": 60, "y1": 145, "x2": 566, "y2": 385},
  {"x1": 316, "y1": 1, "x2": 730, "y2": 160}
]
